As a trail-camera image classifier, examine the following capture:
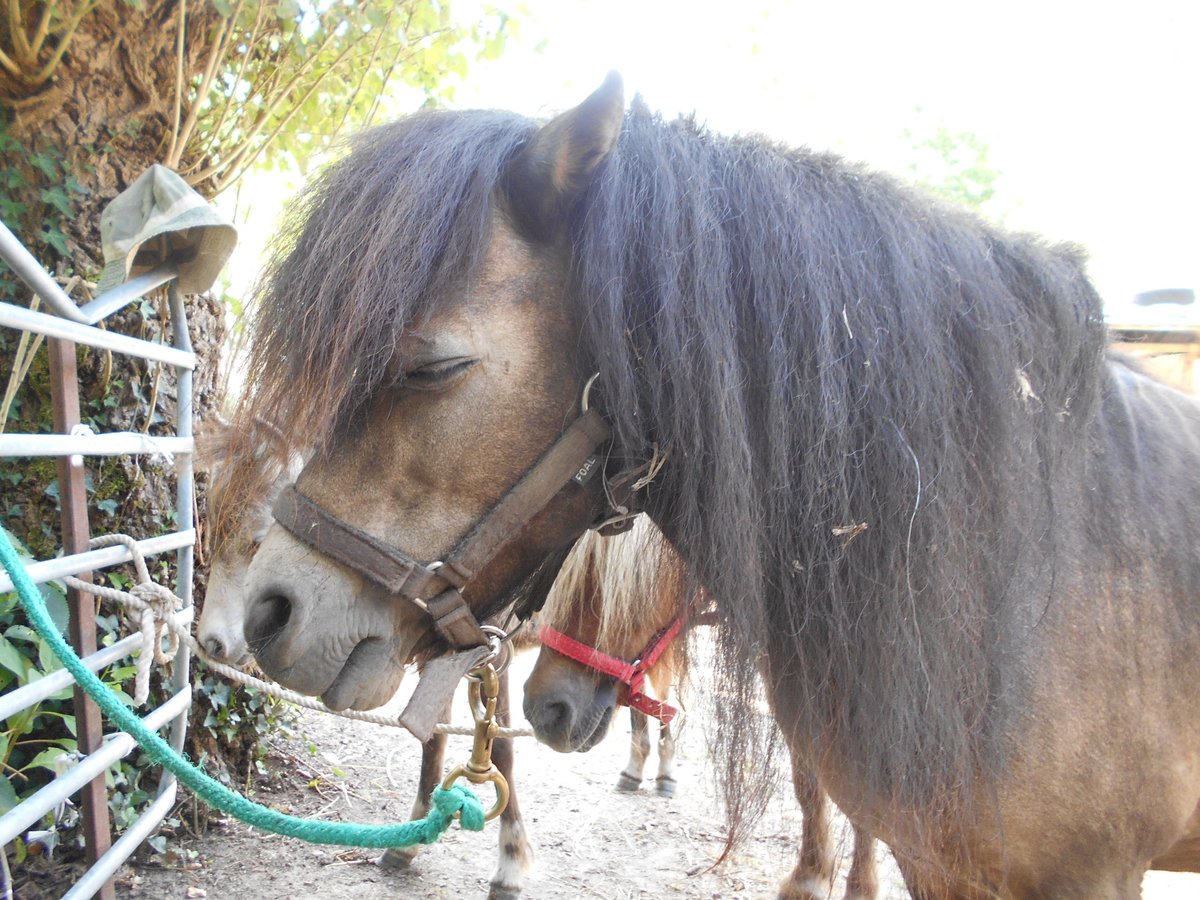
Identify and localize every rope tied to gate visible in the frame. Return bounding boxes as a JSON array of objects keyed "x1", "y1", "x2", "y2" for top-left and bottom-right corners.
[
  {"x1": 0, "y1": 526, "x2": 486, "y2": 848},
  {"x1": 62, "y1": 534, "x2": 182, "y2": 705}
]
